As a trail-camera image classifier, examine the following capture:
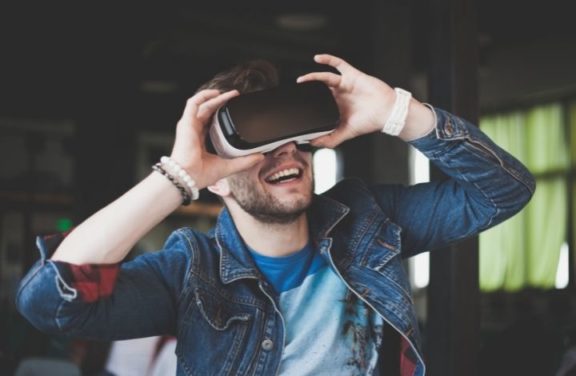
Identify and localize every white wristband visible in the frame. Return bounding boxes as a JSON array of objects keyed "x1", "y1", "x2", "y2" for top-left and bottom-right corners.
[
  {"x1": 382, "y1": 88, "x2": 412, "y2": 136},
  {"x1": 160, "y1": 156, "x2": 200, "y2": 201}
]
